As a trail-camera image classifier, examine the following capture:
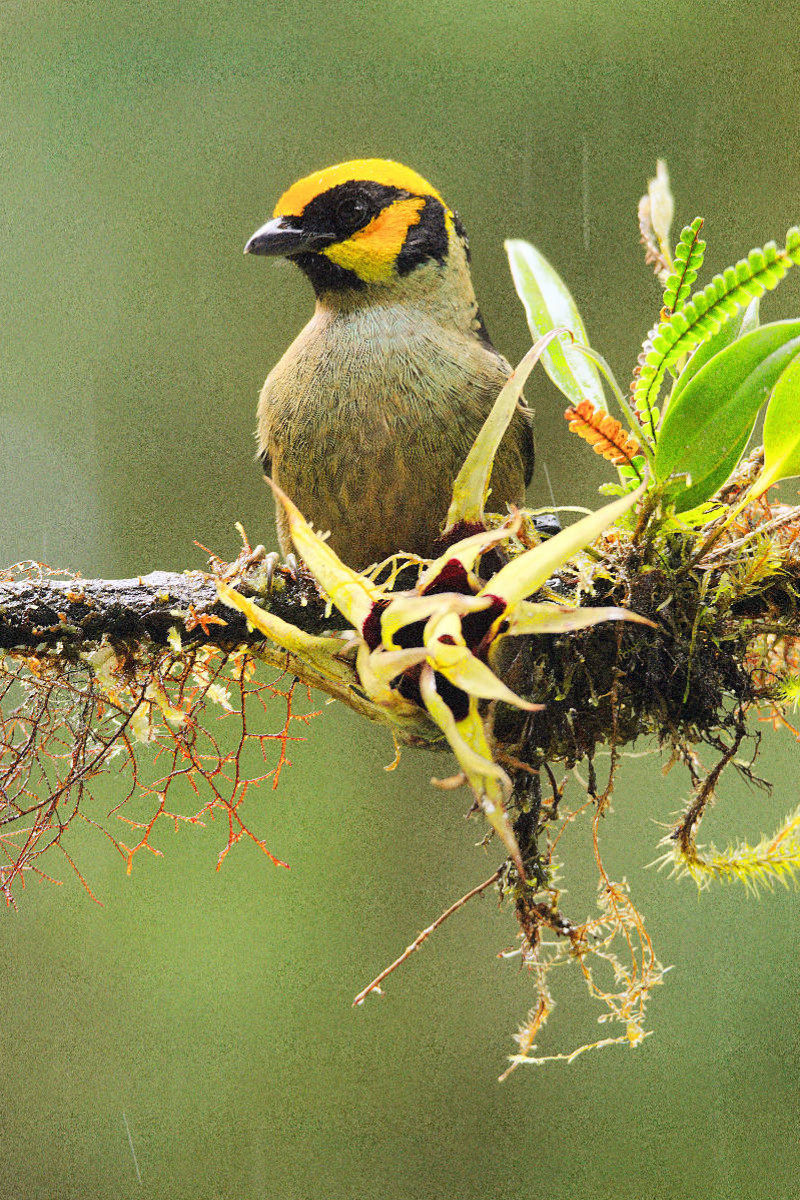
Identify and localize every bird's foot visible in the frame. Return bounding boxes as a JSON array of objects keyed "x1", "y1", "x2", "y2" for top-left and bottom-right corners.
[{"x1": 263, "y1": 551, "x2": 299, "y2": 592}]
